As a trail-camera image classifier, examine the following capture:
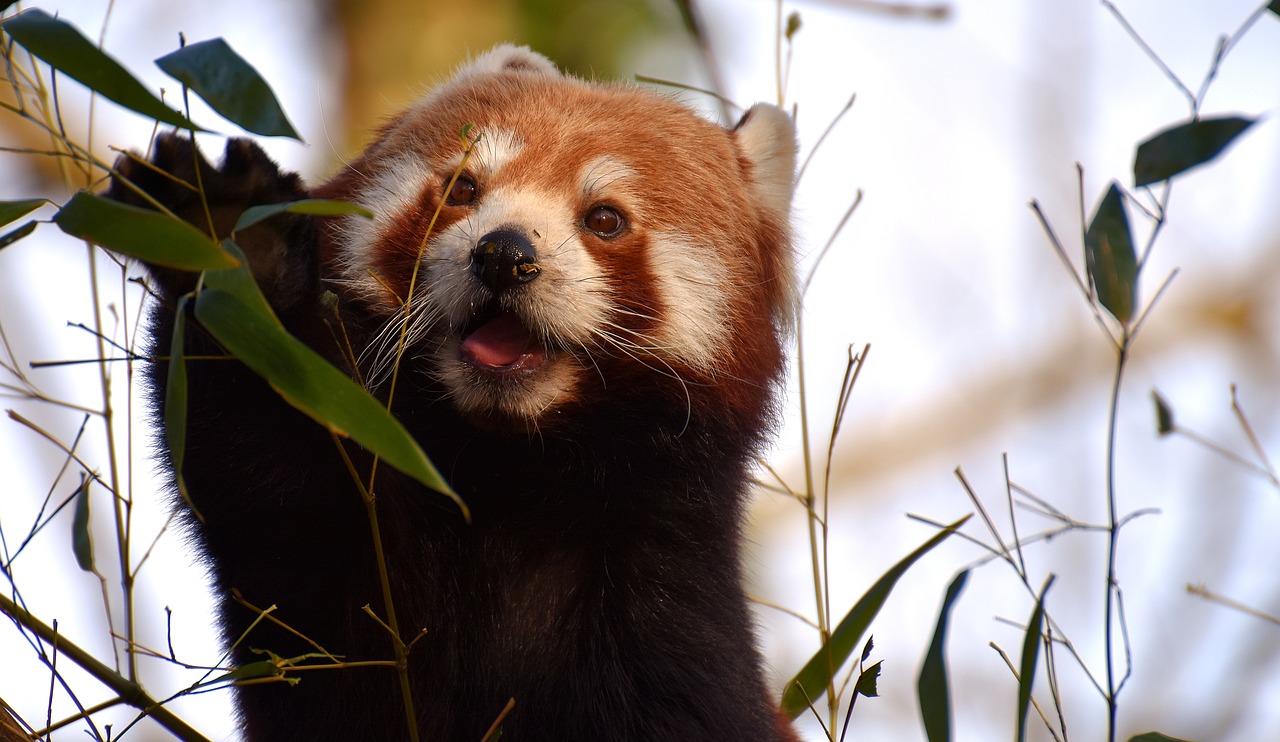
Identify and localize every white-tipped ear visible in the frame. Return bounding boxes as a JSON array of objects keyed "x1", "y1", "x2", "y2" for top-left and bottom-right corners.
[
  {"x1": 457, "y1": 44, "x2": 560, "y2": 80},
  {"x1": 733, "y1": 104, "x2": 797, "y2": 218}
]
